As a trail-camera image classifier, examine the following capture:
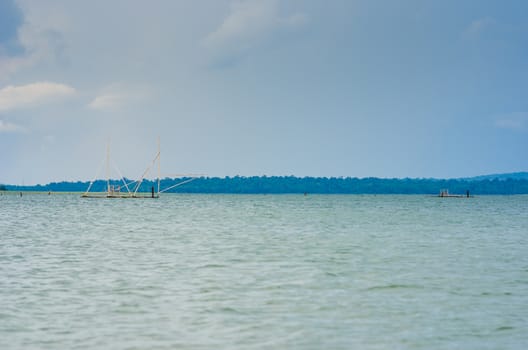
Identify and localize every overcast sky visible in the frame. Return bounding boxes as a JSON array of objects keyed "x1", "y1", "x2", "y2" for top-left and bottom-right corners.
[{"x1": 1, "y1": 0, "x2": 527, "y2": 185}]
